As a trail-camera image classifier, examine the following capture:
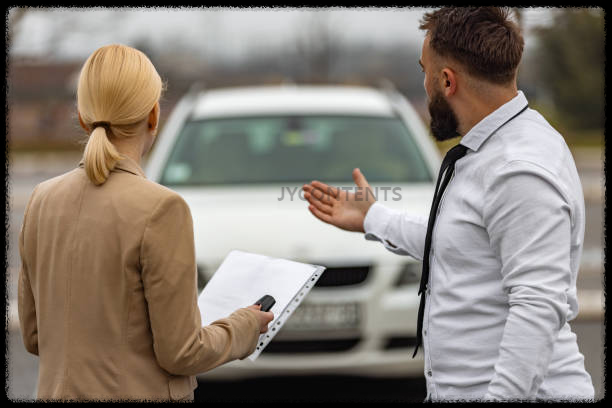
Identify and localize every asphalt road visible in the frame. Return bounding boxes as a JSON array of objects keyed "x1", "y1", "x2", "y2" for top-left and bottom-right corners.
[
  {"x1": 8, "y1": 321, "x2": 602, "y2": 402},
  {"x1": 191, "y1": 320, "x2": 604, "y2": 403}
]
